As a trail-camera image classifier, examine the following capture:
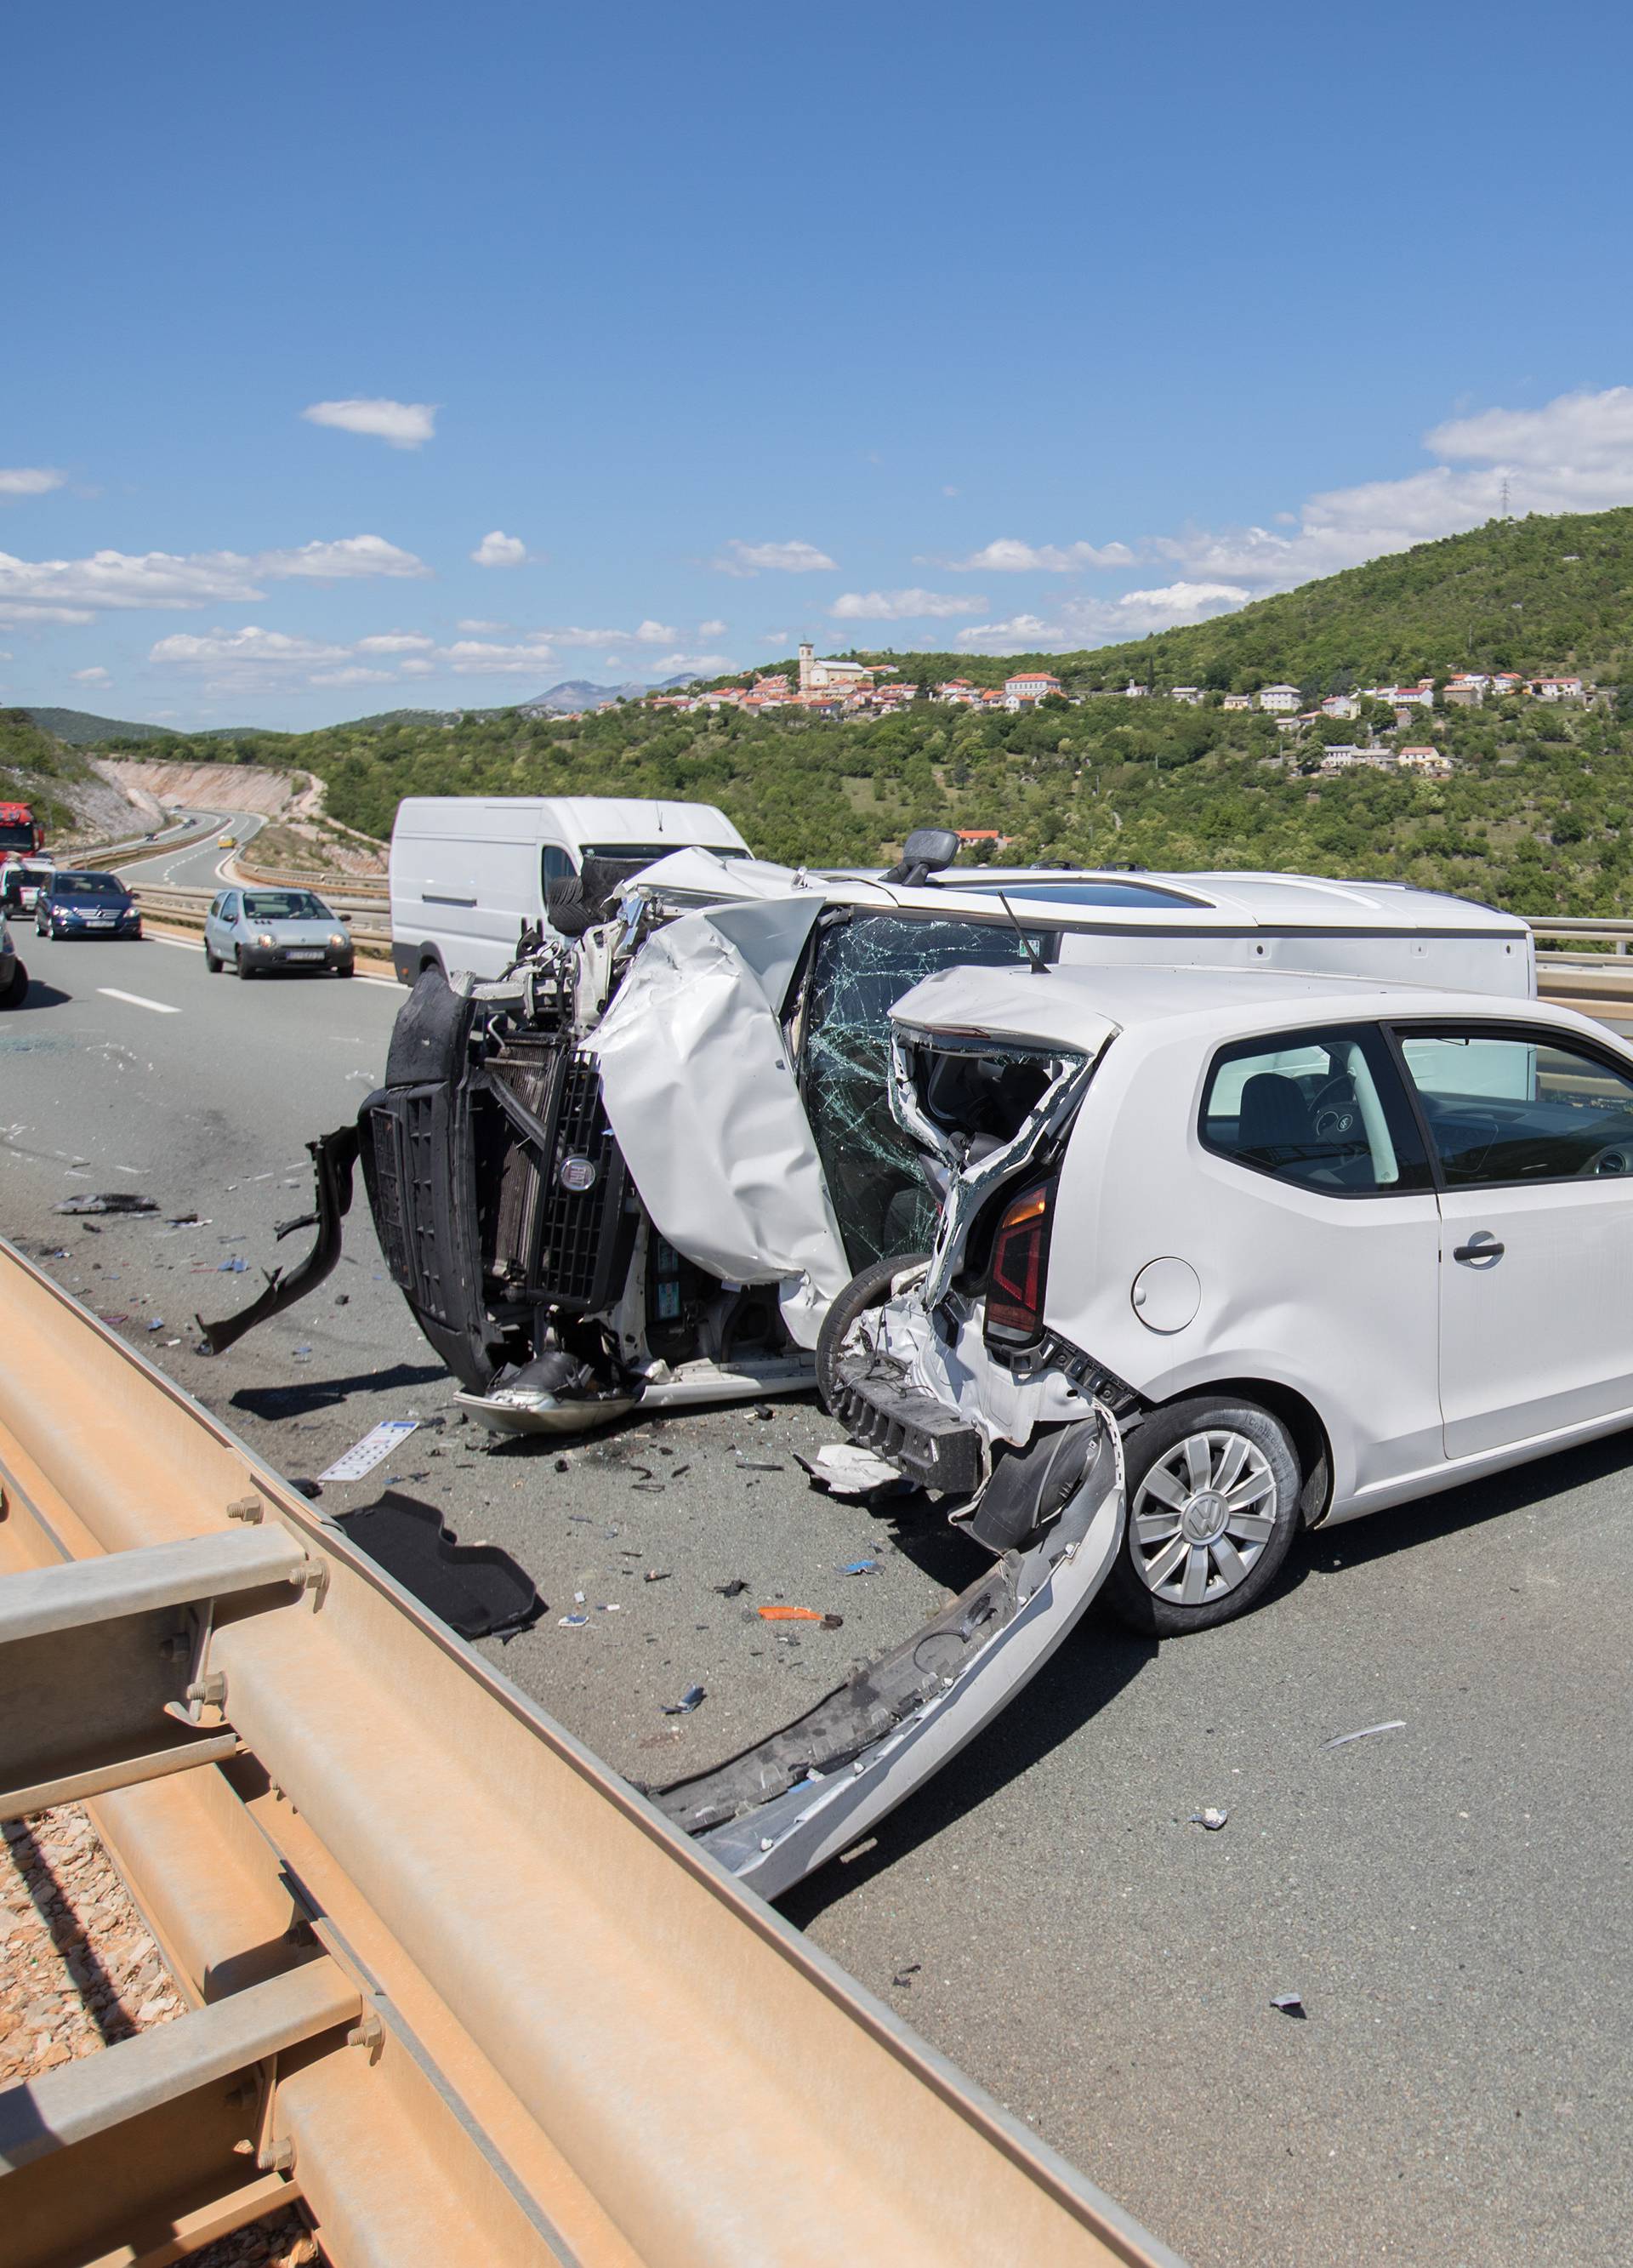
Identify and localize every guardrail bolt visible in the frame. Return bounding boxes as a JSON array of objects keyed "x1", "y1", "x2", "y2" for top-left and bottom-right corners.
[
  {"x1": 347, "y1": 2009, "x2": 385, "y2": 2062},
  {"x1": 289, "y1": 1560, "x2": 330, "y2": 1610},
  {"x1": 259, "y1": 2135, "x2": 295, "y2": 2174},
  {"x1": 185, "y1": 1668, "x2": 227, "y2": 1707},
  {"x1": 226, "y1": 1495, "x2": 264, "y2": 1524}
]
